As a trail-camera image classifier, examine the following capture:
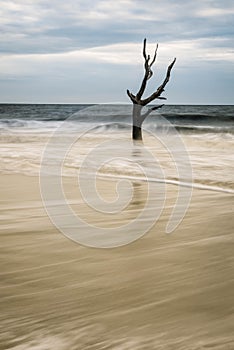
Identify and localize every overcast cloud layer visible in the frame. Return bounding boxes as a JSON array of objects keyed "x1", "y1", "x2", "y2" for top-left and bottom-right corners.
[{"x1": 1, "y1": 0, "x2": 234, "y2": 104}]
